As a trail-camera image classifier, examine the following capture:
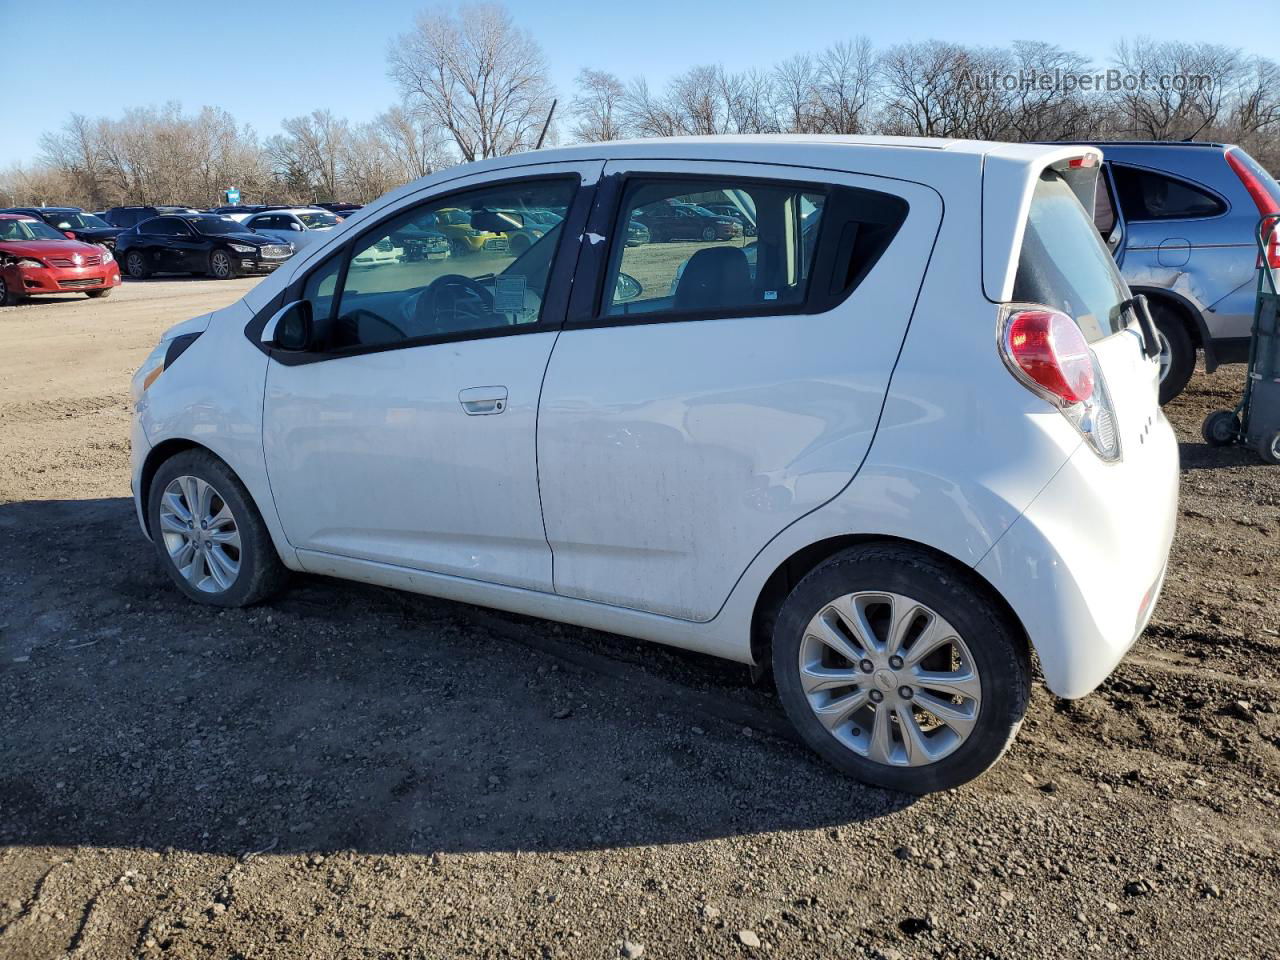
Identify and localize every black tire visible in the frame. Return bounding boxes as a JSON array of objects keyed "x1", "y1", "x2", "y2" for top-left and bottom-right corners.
[
  {"x1": 772, "y1": 544, "x2": 1030, "y2": 793},
  {"x1": 509, "y1": 235, "x2": 531, "y2": 256},
  {"x1": 85, "y1": 288, "x2": 112, "y2": 299},
  {"x1": 449, "y1": 238, "x2": 470, "y2": 258},
  {"x1": 1258, "y1": 431, "x2": 1280, "y2": 465},
  {"x1": 701, "y1": 226, "x2": 716, "y2": 241},
  {"x1": 124, "y1": 250, "x2": 151, "y2": 280},
  {"x1": 147, "y1": 449, "x2": 288, "y2": 608},
  {"x1": 1150, "y1": 301, "x2": 1195, "y2": 405},
  {"x1": 0, "y1": 272, "x2": 22, "y2": 306},
  {"x1": 208, "y1": 248, "x2": 237, "y2": 280},
  {"x1": 1201, "y1": 409, "x2": 1240, "y2": 447}
]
